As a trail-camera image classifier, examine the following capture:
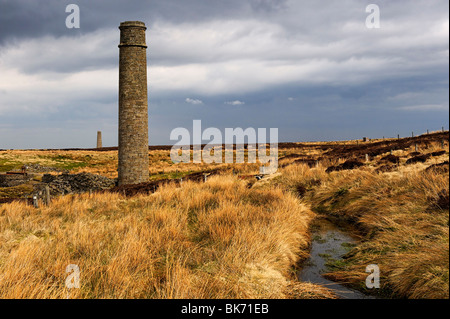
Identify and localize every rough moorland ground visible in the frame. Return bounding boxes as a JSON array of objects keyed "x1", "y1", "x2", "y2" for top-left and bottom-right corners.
[{"x1": 0, "y1": 131, "x2": 448, "y2": 298}]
